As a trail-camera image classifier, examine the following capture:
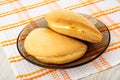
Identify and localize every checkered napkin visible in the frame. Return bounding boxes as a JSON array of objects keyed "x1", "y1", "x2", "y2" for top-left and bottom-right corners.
[{"x1": 0, "y1": 0, "x2": 120, "y2": 80}]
